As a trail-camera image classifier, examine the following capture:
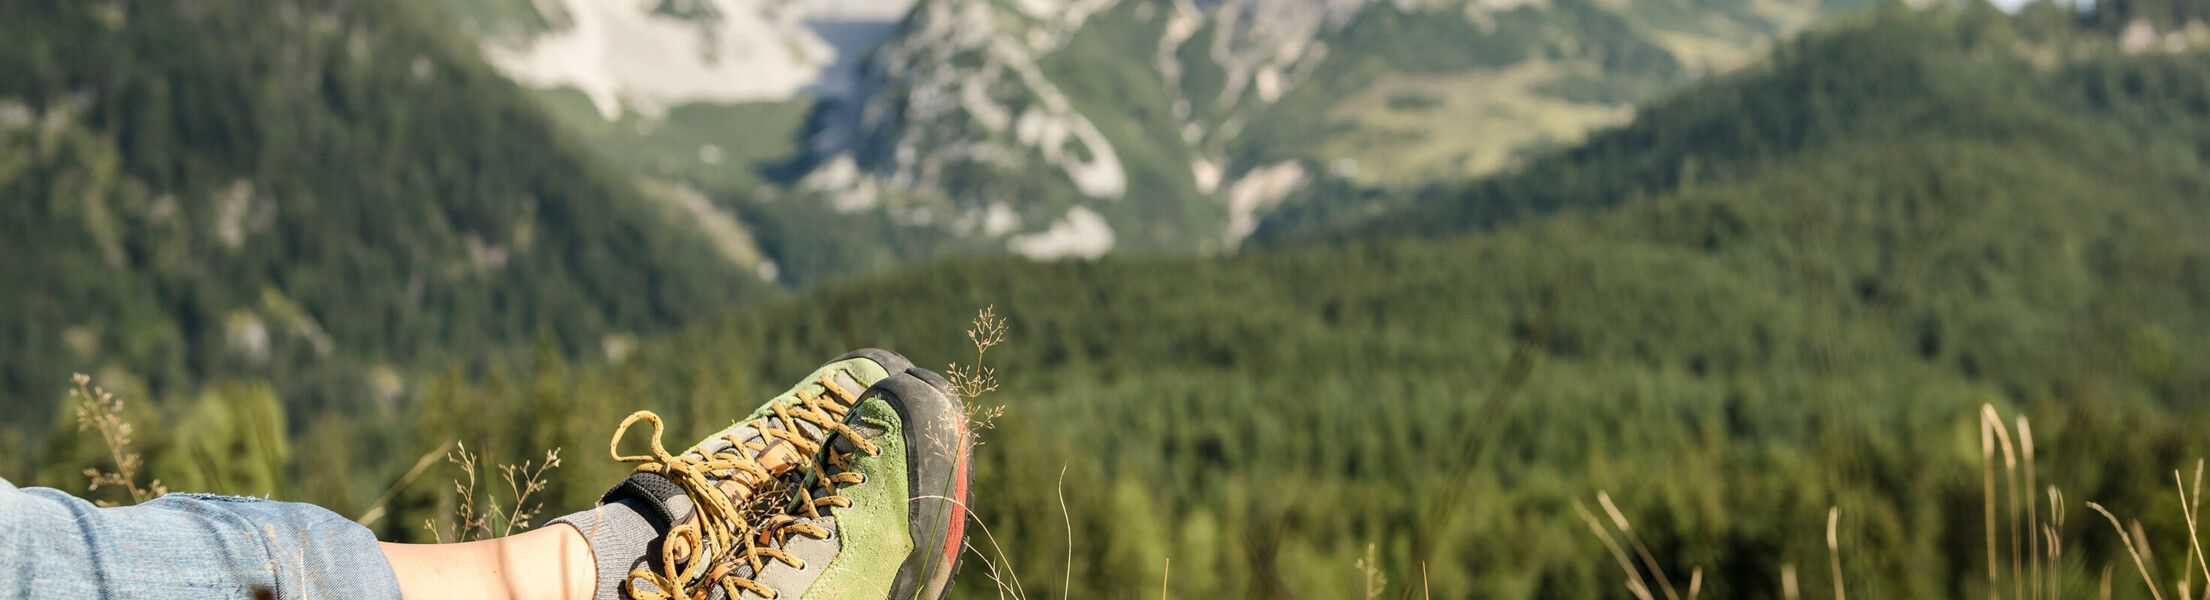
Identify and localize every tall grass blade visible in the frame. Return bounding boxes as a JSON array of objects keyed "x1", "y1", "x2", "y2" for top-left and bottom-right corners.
[
  {"x1": 1829, "y1": 506, "x2": 1846, "y2": 600},
  {"x1": 2087, "y1": 501, "x2": 2167, "y2": 600}
]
